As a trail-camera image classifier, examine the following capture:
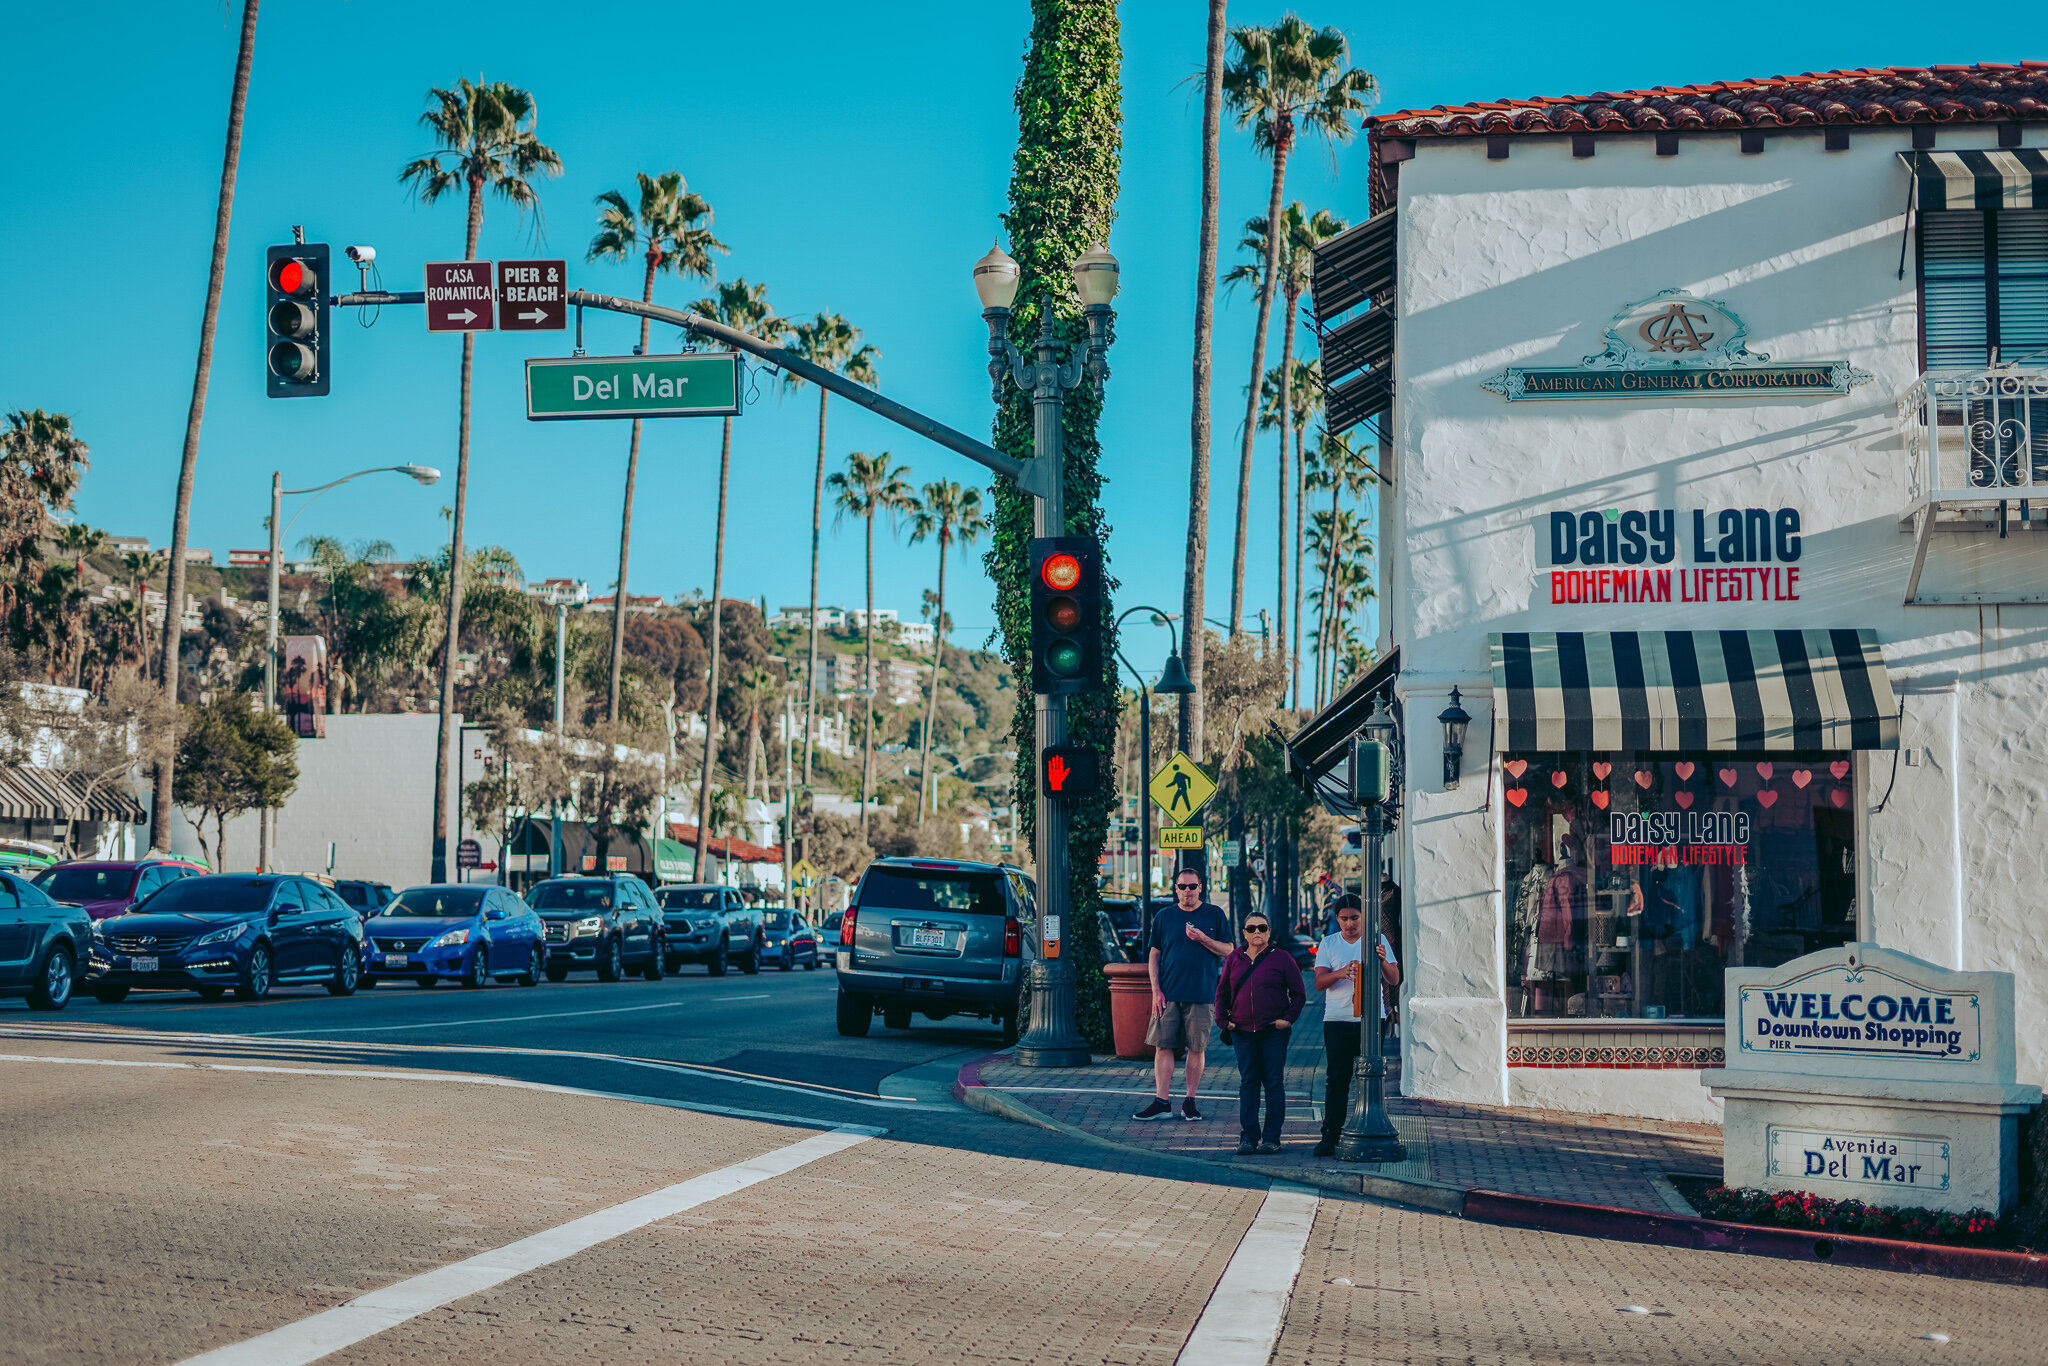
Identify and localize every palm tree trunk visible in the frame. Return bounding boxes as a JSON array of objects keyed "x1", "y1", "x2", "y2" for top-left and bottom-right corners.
[
  {"x1": 606, "y1": 257, "x2": 659, "y2": 724},
  {"x1": 153, "y1": 0, "x2": 258, "y2": 853},
  {"x1": 803, "y1": 388, "x2": 827, "y2": 786},
  {"x1": 1291, "y1": 412, "x2": 1306, "y2": 709},
  {"x1": 1317, "y1": 496, "x2": 1340, "y2": 707},
  {"x1": 1229, "y1": 130, "x2": 1290, "y2": 637},
  {"x1": 859, "y1": 512, "x2": 875, "y2": 842},
  {"x1": 1181, "y1": 0, "x2": 1225, "y2": 764},
  {"x1": 1275, "y1": 286, "x2": 1297, "y2": 688},
  {"x1": 915, "y1": 531, "x2": 947, "y2": 825},
  {"x1": 694, "y1": 416, "x2": 733, "y2": 879},
  {"x1": 428, "y1": 179, "x2": 485, "y2": 883}
]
